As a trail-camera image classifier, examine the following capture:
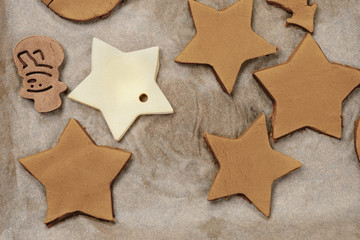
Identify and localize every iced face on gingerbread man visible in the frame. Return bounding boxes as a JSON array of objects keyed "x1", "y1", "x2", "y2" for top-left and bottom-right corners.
[{"x1": 13, "y1": 36, "x2": 67, "y2": 112}]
